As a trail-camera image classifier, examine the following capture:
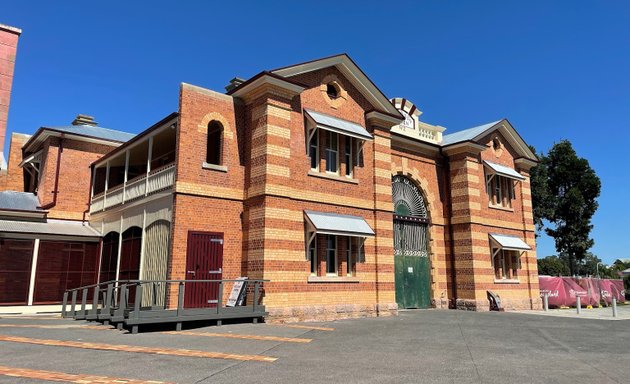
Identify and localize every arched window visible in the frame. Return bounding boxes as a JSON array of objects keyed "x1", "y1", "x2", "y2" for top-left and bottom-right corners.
[
  {"x1": 206, "y1": 121, "x2": 223, "y2": 165},
  {"x1": 99, "y1": 232, "x2": 120, "y2": 283}
]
